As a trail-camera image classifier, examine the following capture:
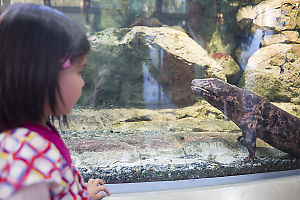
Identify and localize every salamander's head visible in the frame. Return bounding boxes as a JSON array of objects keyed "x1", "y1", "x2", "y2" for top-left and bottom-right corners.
[
  {"x1": 191, "y1": 78, "x2": 238, "y2": 109},
  {"x1": 191, "y1": 78, "x2": 226, "y2": 97}
]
